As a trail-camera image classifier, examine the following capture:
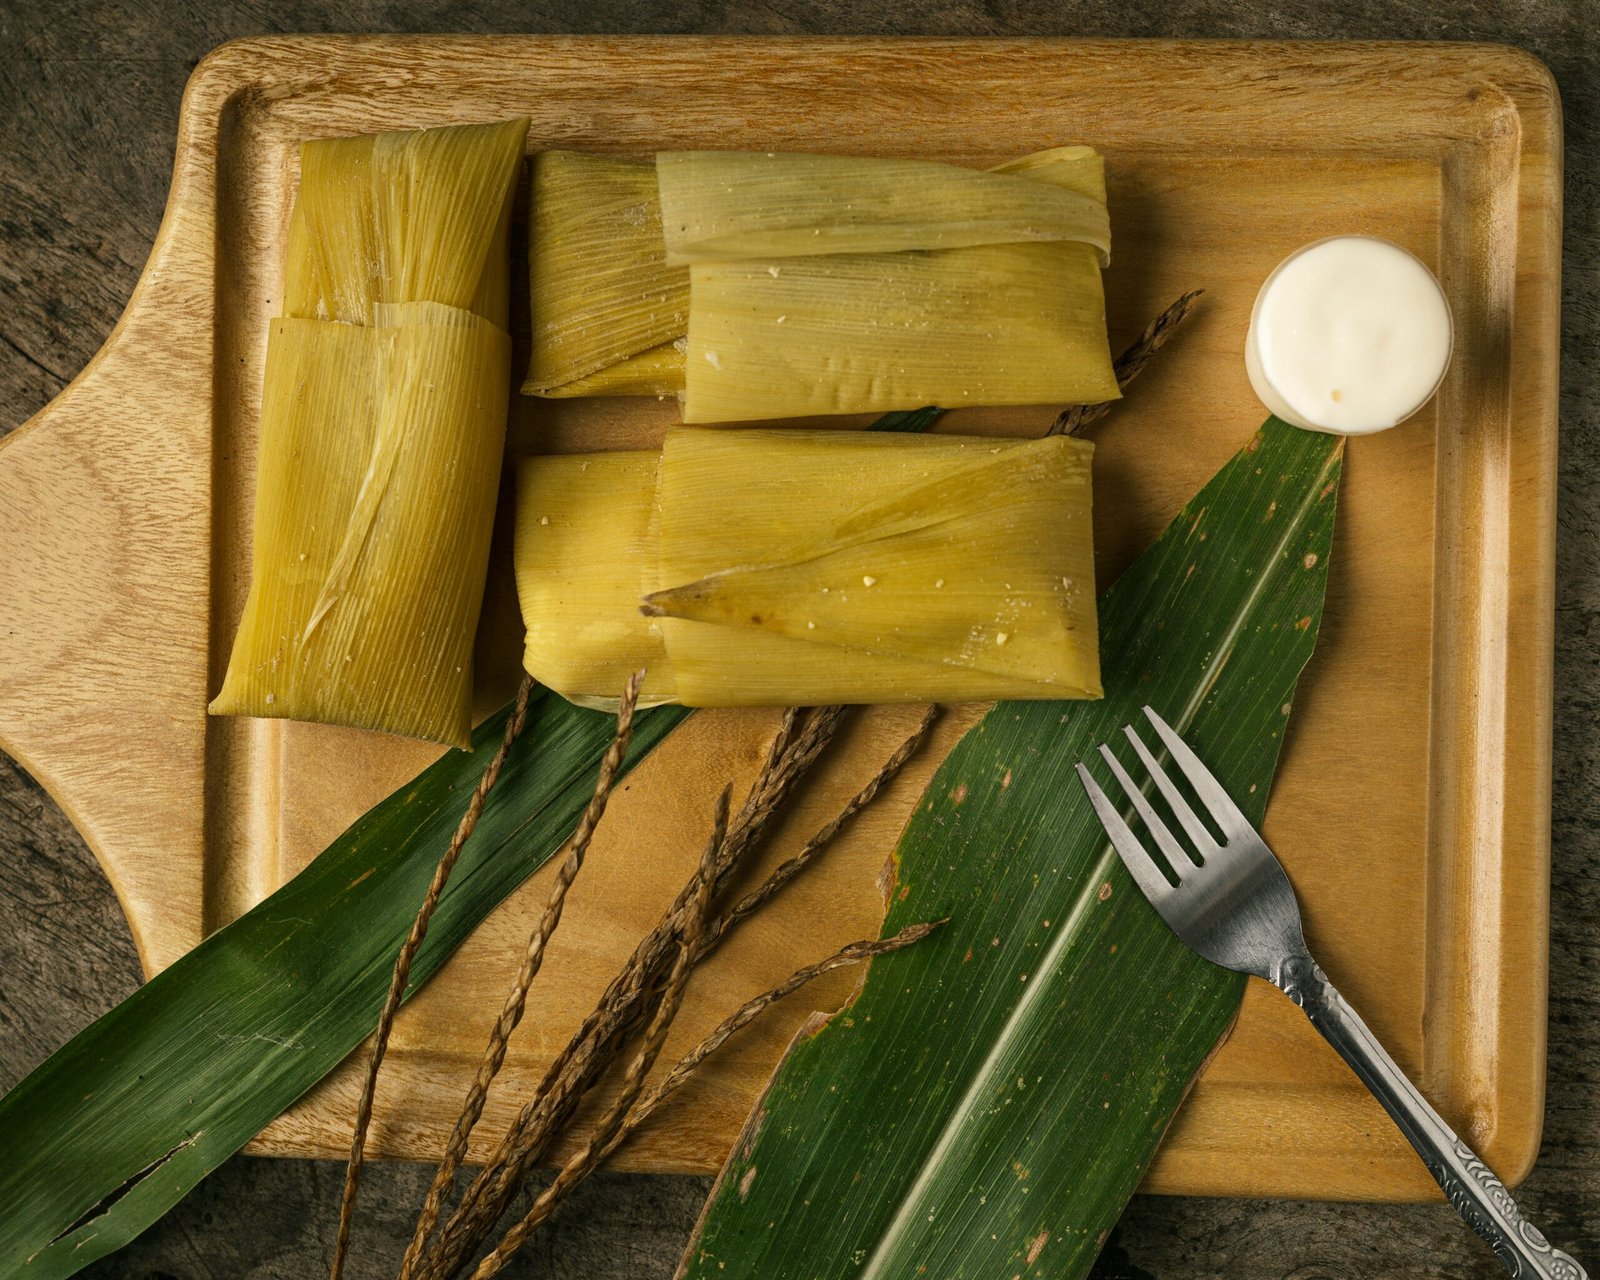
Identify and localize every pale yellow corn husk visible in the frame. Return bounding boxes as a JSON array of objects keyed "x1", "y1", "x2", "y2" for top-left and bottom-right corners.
[
  {"x1": 682, "y1": 241, "x2": 1118, "y2": 423},
  {"x1": 514, "y1": 429, "x2": 1099, "y2": 708},
  {"x1": 537, "y1": 340, "x2": 686, "y2": 398},
  {"x1": 989, "y1": 145, "x2": 1107, "y2": 200},
  {"x1": 287, "y1": 133, "x2": 379, "y2": 322},
  {"x1": 211, "y1": 307, "x2": 510, "y2": 745},
  {"x1": 515, "y1": 452, "x2": 678, "y2": 709},
  {"x1": 214, "y1": 117, "x2": 526, "y2": 746},
  {"x1": 523, "y1": 151, "x2": 690, "y2": 395},
  {"x1": 656, "y1": 149, "x2": 1110, "y2": 265},
  {"x1": 284, "y1": 119, "x2": 528, "y2": 327},
  {"x1": 281, "y1": 194, "x2": 332, "y2": 321}
]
